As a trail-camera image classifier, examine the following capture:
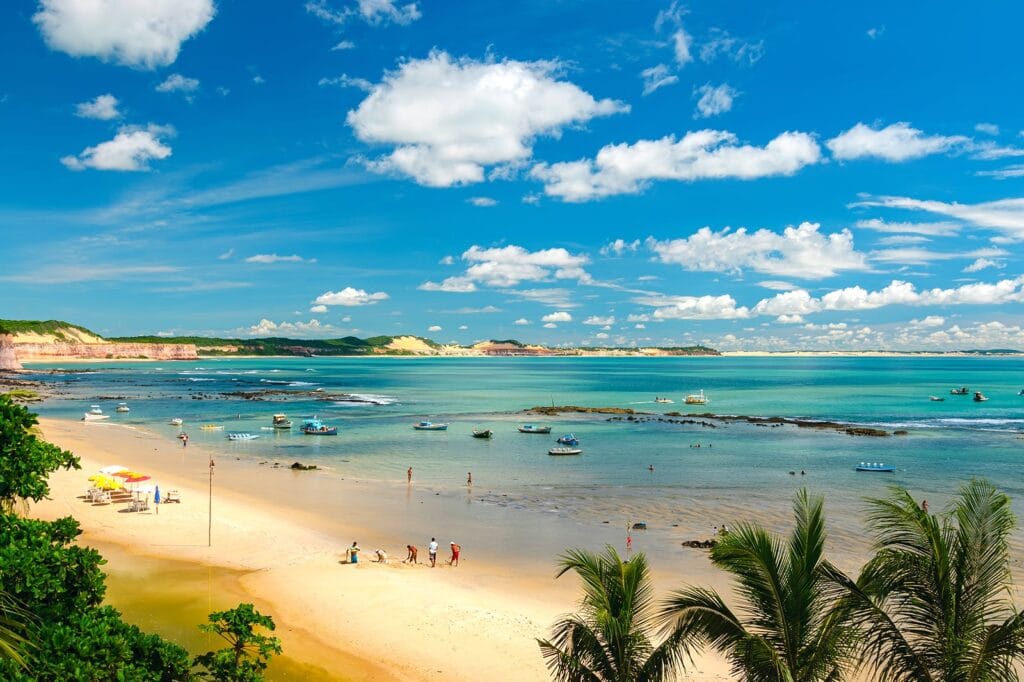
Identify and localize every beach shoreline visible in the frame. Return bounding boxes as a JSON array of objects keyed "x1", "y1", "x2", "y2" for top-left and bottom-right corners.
[{"x1": 31, "y1": 417, "x2": 739, "y2": 680}]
